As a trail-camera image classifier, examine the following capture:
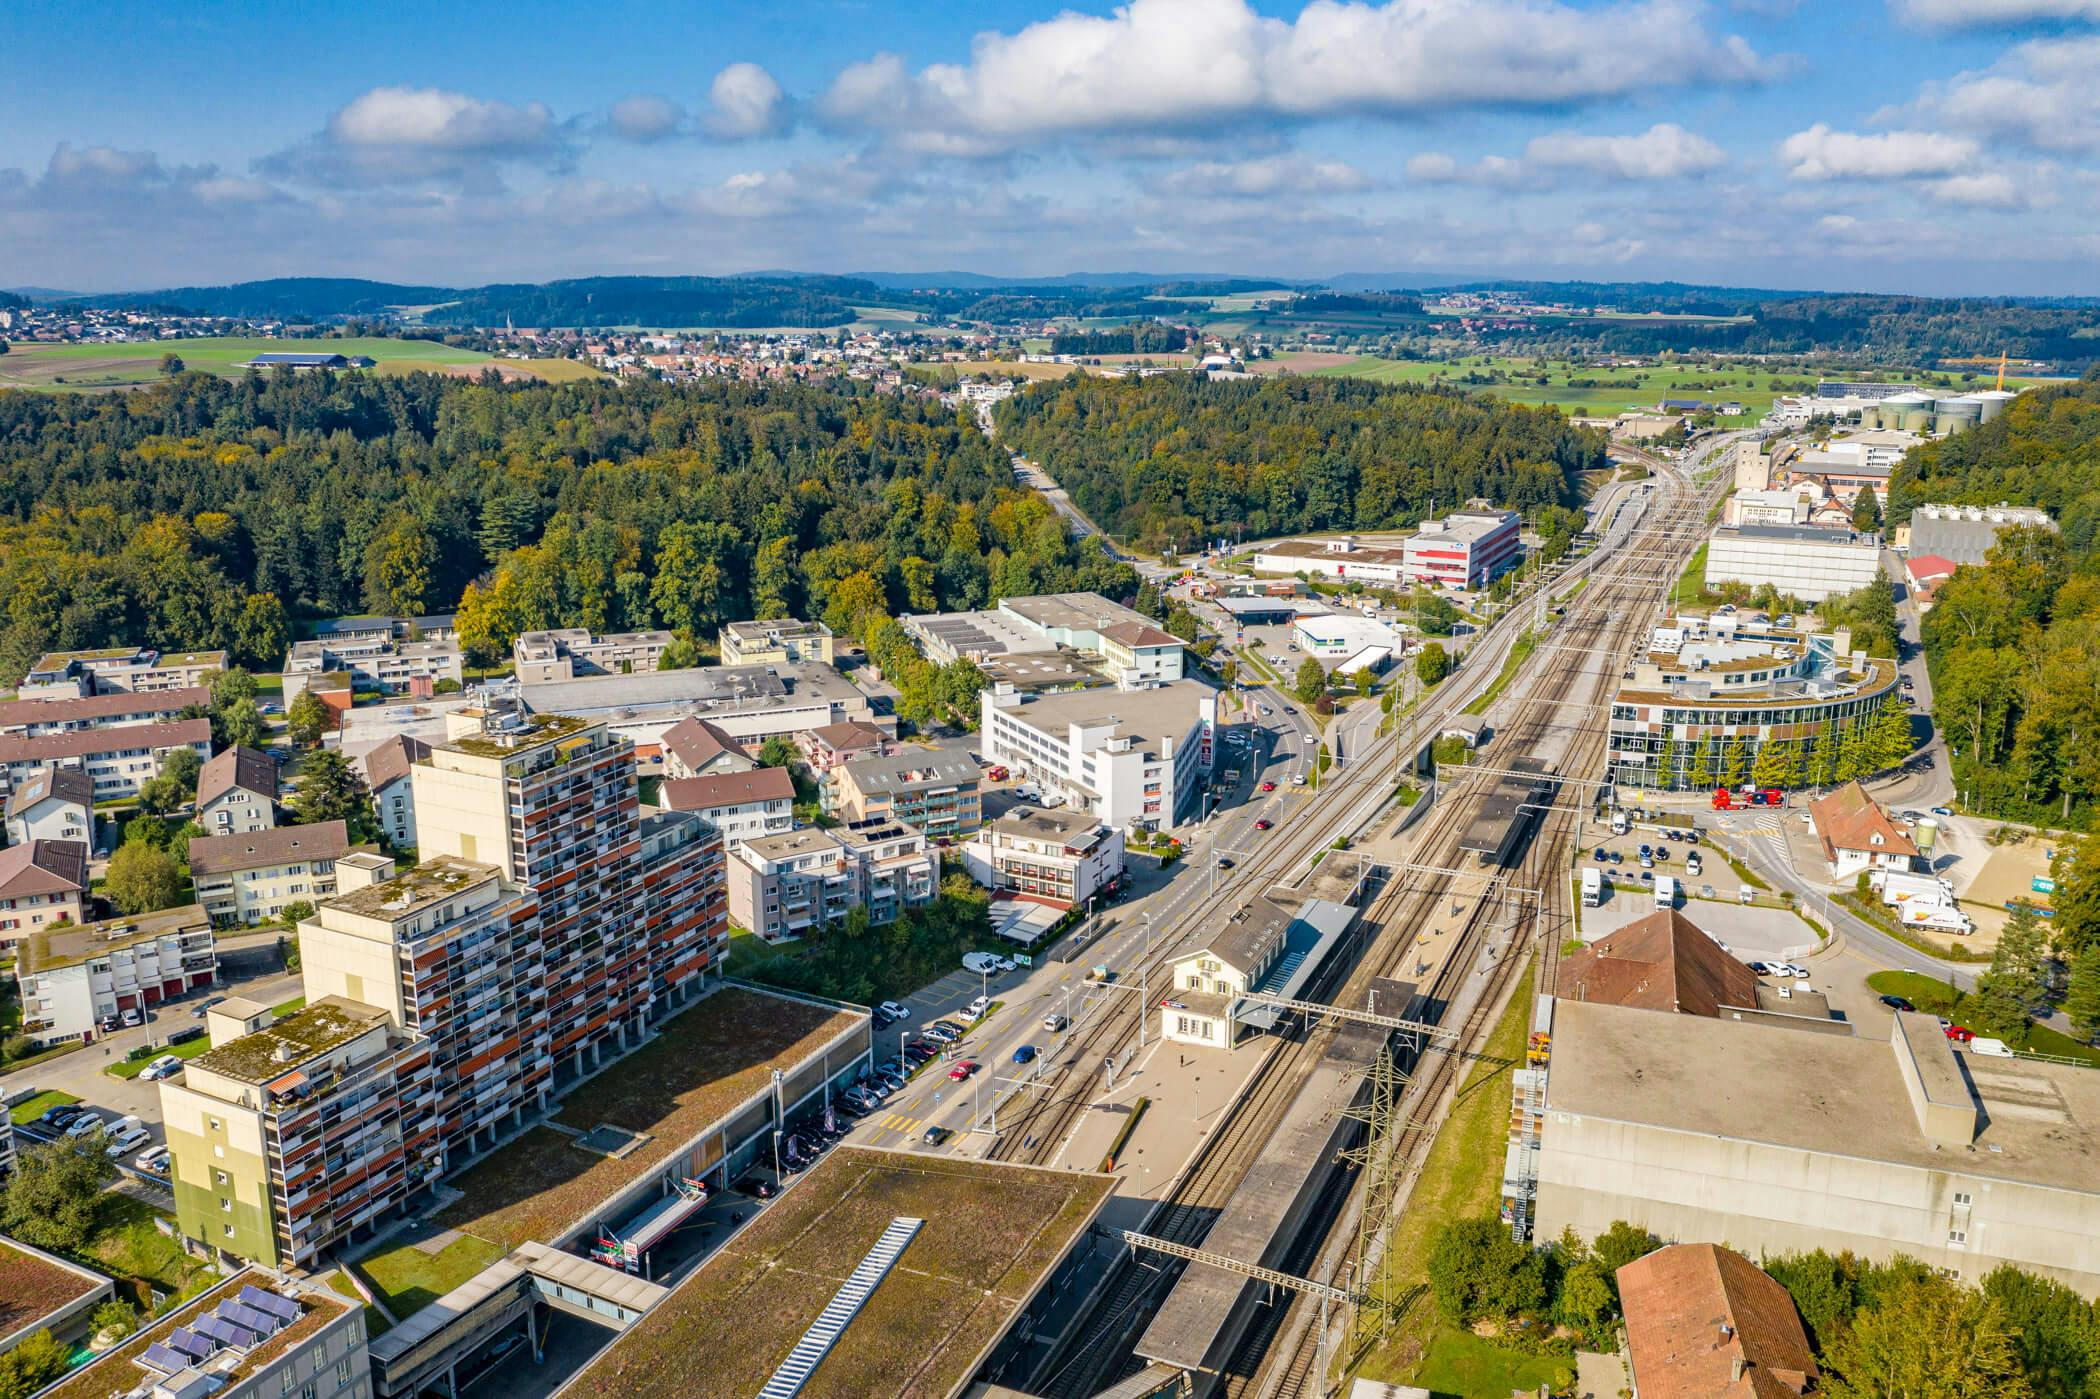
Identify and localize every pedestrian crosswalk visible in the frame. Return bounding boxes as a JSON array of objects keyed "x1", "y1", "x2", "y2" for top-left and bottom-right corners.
[
  {"x1": 1751, "y1": 812, "x2": 1792, "y2": 868},
  {"x1": 876, "y1": 1112, "x2": 923, "y2": 1135}
]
